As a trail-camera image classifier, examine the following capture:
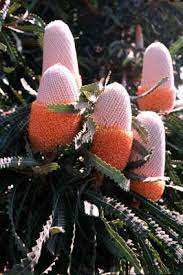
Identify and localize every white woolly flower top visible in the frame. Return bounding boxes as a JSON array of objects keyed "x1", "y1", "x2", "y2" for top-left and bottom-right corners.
[
  {"x1": 37, "y1": 64, "x2": 79, "y2": 104},
  {"x1": 141, "y1": 42, "x2": 174, "y2": 89},
  {"x1": 130, "y1": 111, "x2": 165, "y2": 177},
  {"x1": 42, "y1": 20, "x2": 81, "y2": 87},
  {"x1": 92, "y1": 82, "x2": 132, "y2": 131}
]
